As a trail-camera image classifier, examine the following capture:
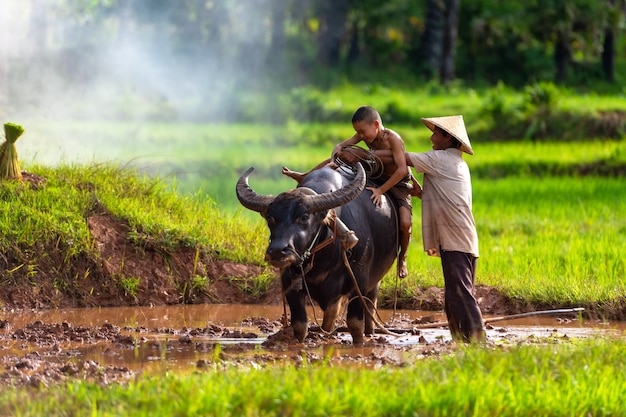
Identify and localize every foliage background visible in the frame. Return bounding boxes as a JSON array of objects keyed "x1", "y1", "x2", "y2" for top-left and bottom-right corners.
[
  {"x1": 1, "y1": 0, "x2": 625, "y2": 312},
  {"x1": 1, "y1": 0, "x2": 625, "y2": 124}
]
